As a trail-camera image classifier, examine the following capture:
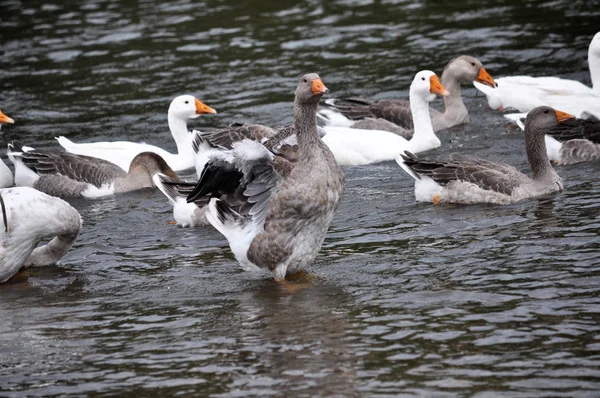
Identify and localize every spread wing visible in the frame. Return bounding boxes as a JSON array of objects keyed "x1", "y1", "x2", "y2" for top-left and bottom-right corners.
[
  {"x1": 12, "y1": 142, "x2": 125, "y2": 187},
  {"x1": 193, "y1": 123, "x2": 277, "y2": 152},
  {"x1": 327, "y1": 97, "x2": 414, "y2": 129},
  {"x1": 545, "y1": 116, "x2": 600, "y2": 143},
  {"x1": 187, "y1": 139, "x2": 287, "y2": 227},
  {"x1": 402, "y1": 151, "x2": 527, "y2": 196}
]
